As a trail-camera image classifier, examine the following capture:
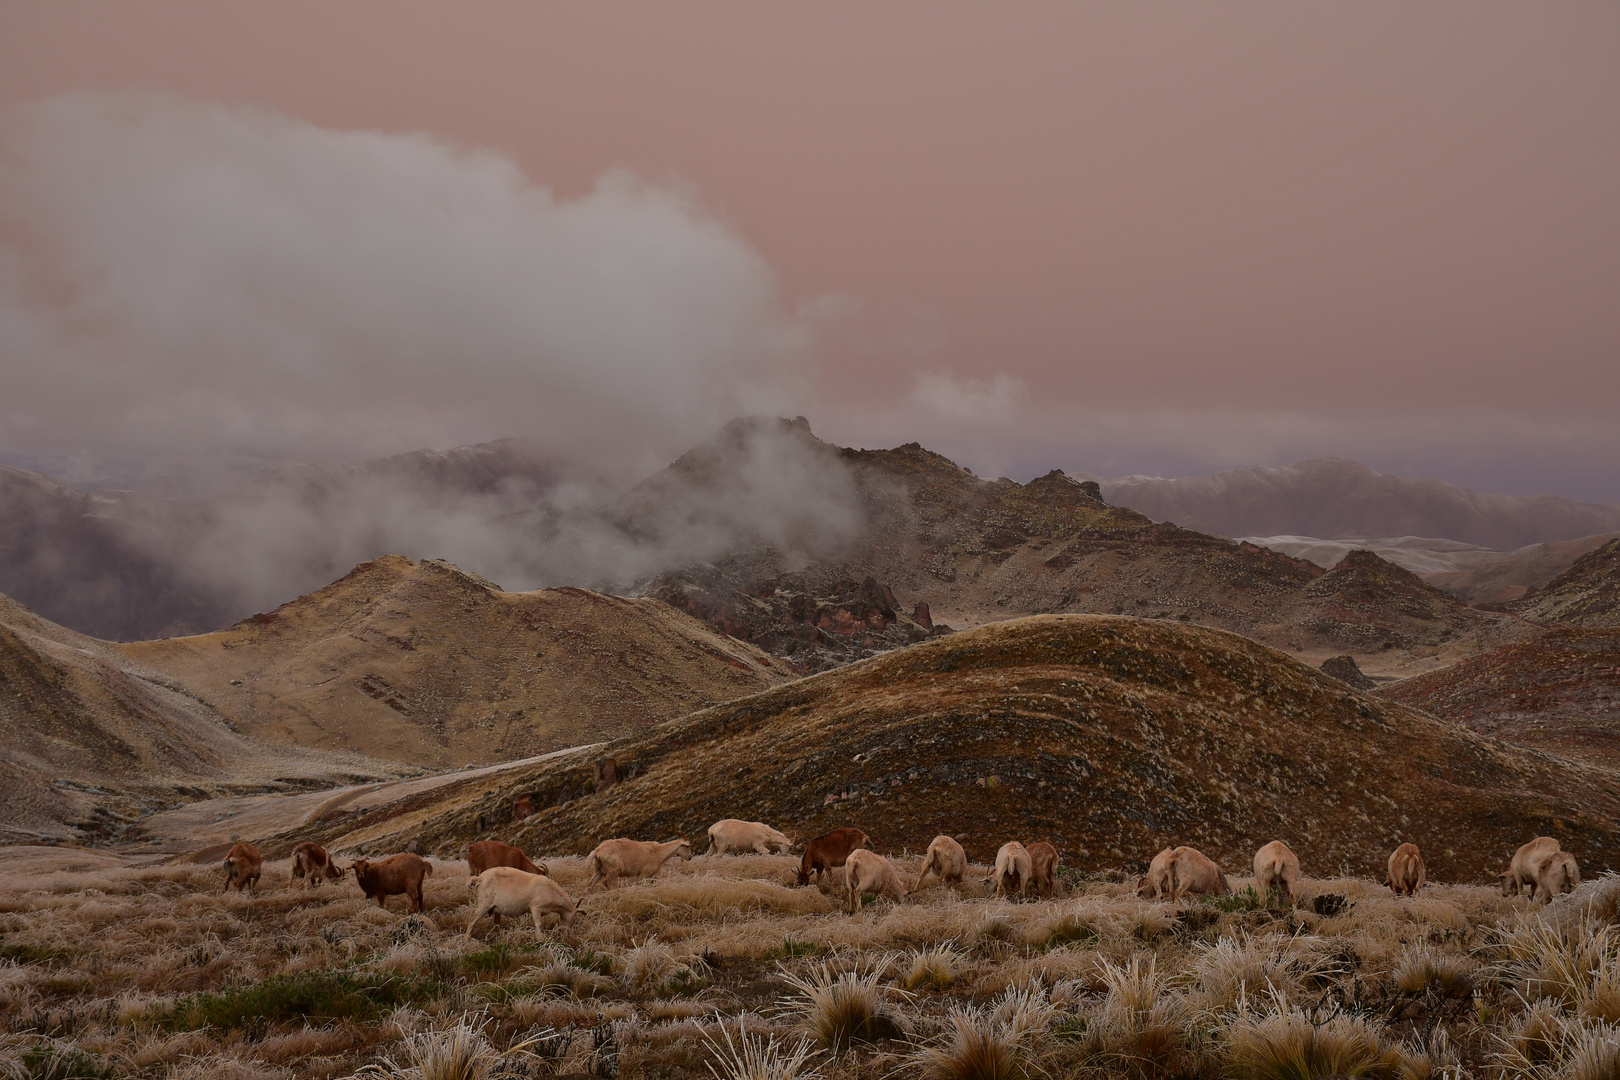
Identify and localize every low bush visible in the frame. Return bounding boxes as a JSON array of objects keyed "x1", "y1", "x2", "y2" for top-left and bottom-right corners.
[{"x1": 159, "y1": 967, "x2": 442, "y2": 1031}]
